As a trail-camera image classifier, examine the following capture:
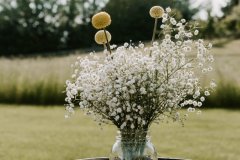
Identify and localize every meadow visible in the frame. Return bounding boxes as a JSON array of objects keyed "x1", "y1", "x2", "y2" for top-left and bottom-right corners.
[
  {"x1": 0, "y1": 40, "x2": 240, "y2": 160},
  {"x1": 0, "y1": 104, "x2": 239, "y2": 160},
  {"x1": 0, "y1": 40, "x2": 240, "y2": 107}
]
